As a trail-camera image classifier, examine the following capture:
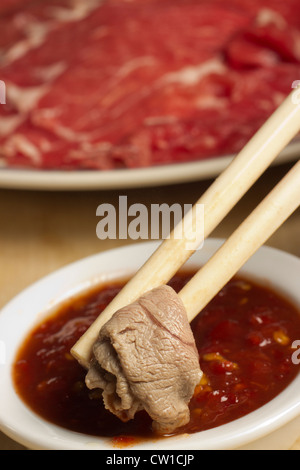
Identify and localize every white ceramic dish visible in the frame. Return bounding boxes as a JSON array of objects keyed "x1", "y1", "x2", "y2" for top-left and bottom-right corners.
[
  {"x1": 0, "y1": 141, "x2": 299, "y2": 191},
  {"x1": 0, "y1": 239, "x2": 299, "y2": 450}
]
